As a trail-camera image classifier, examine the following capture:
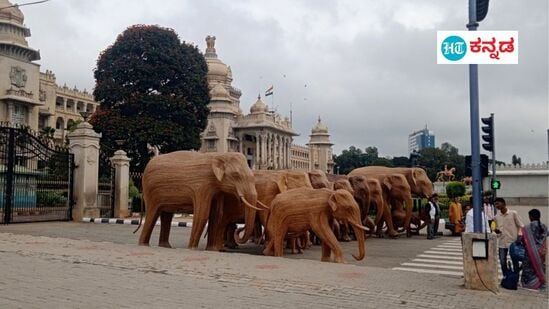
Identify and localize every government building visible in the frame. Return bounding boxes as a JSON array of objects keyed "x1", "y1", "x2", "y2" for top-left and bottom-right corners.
[
  {"x1": 0, "y1": 0, "x2": 334, "y2": 174},
  {"x1": 0, "y1": 0, "x2": 98, "y2": 143},
  {"x1": 199, "y1": 36, "x2": 334, "y2": 174}
]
